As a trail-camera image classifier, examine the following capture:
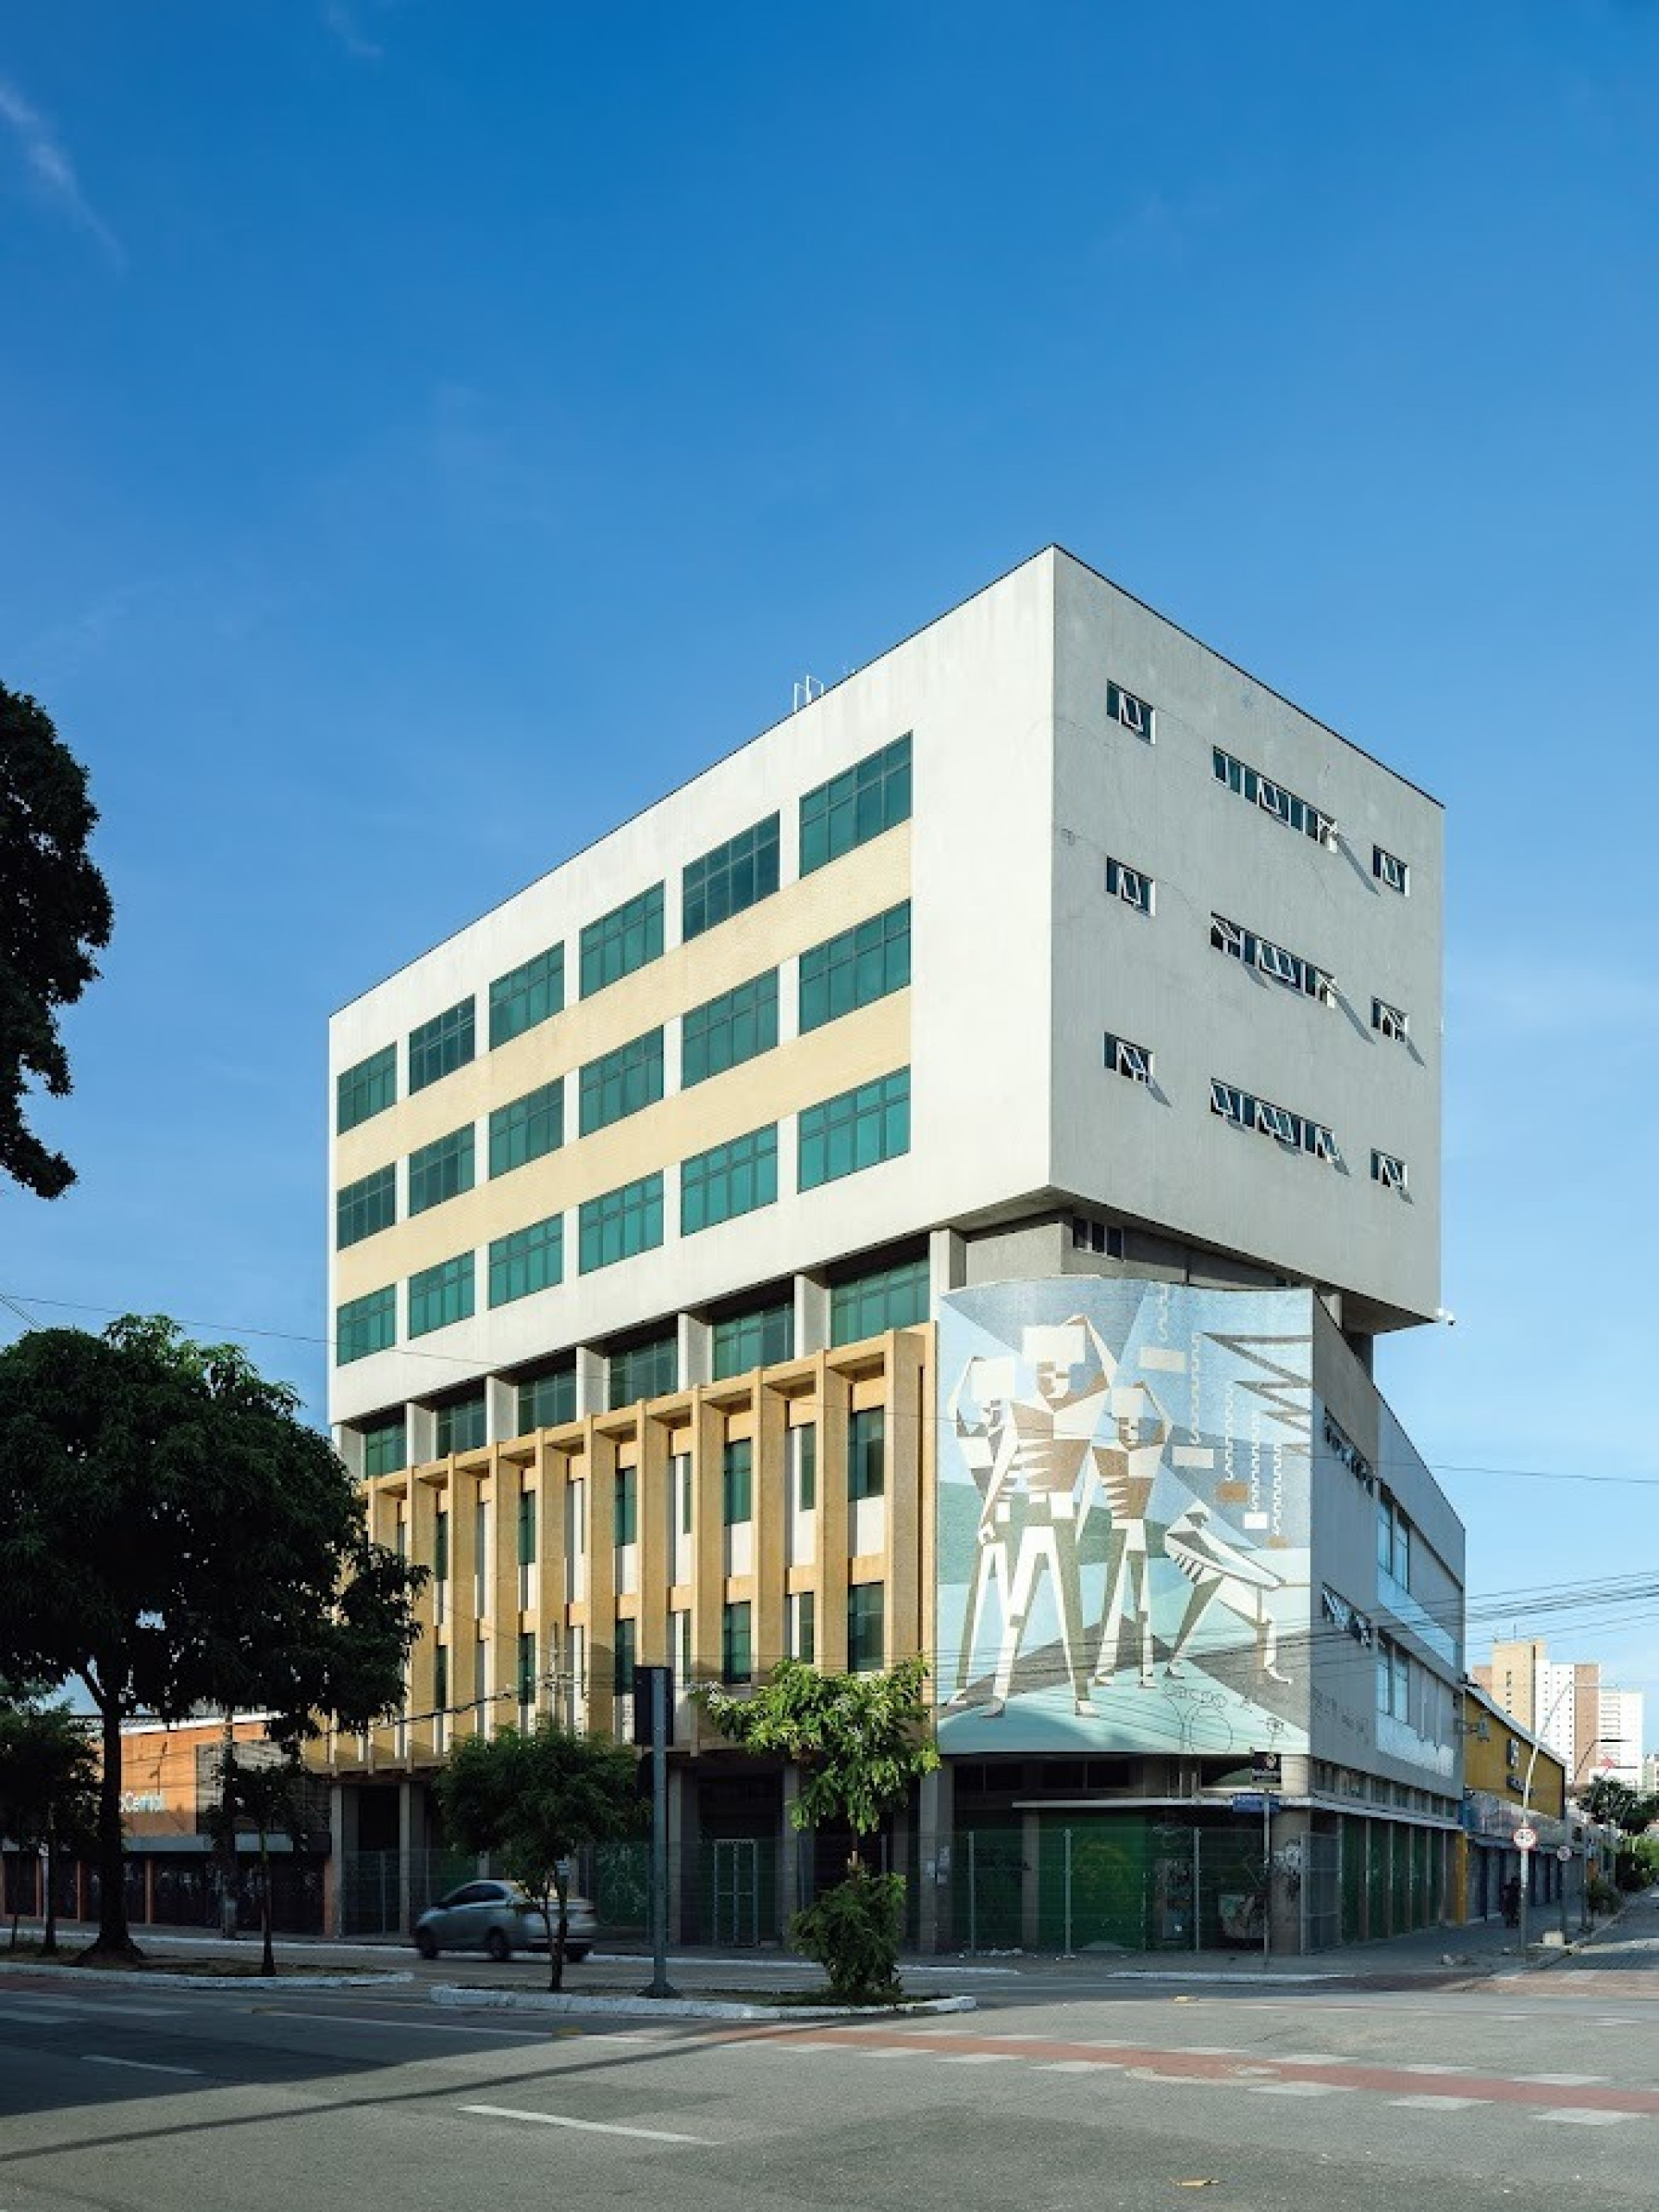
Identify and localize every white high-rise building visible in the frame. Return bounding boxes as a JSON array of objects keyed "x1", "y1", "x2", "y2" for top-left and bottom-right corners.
[{"x1": 1597, "y1": 1687, "x2": 1645, "y2": 1789}]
